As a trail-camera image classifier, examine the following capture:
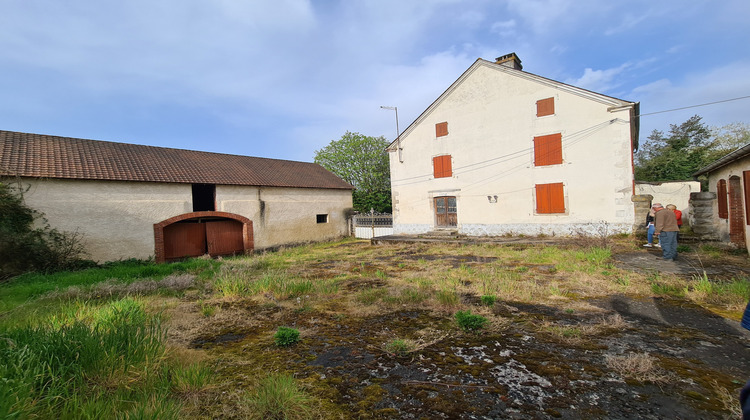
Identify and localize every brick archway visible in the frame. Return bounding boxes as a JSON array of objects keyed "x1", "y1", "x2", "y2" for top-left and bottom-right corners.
[{"x1": 154, "y1": 211, "x2": 253, "y2": 262}]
